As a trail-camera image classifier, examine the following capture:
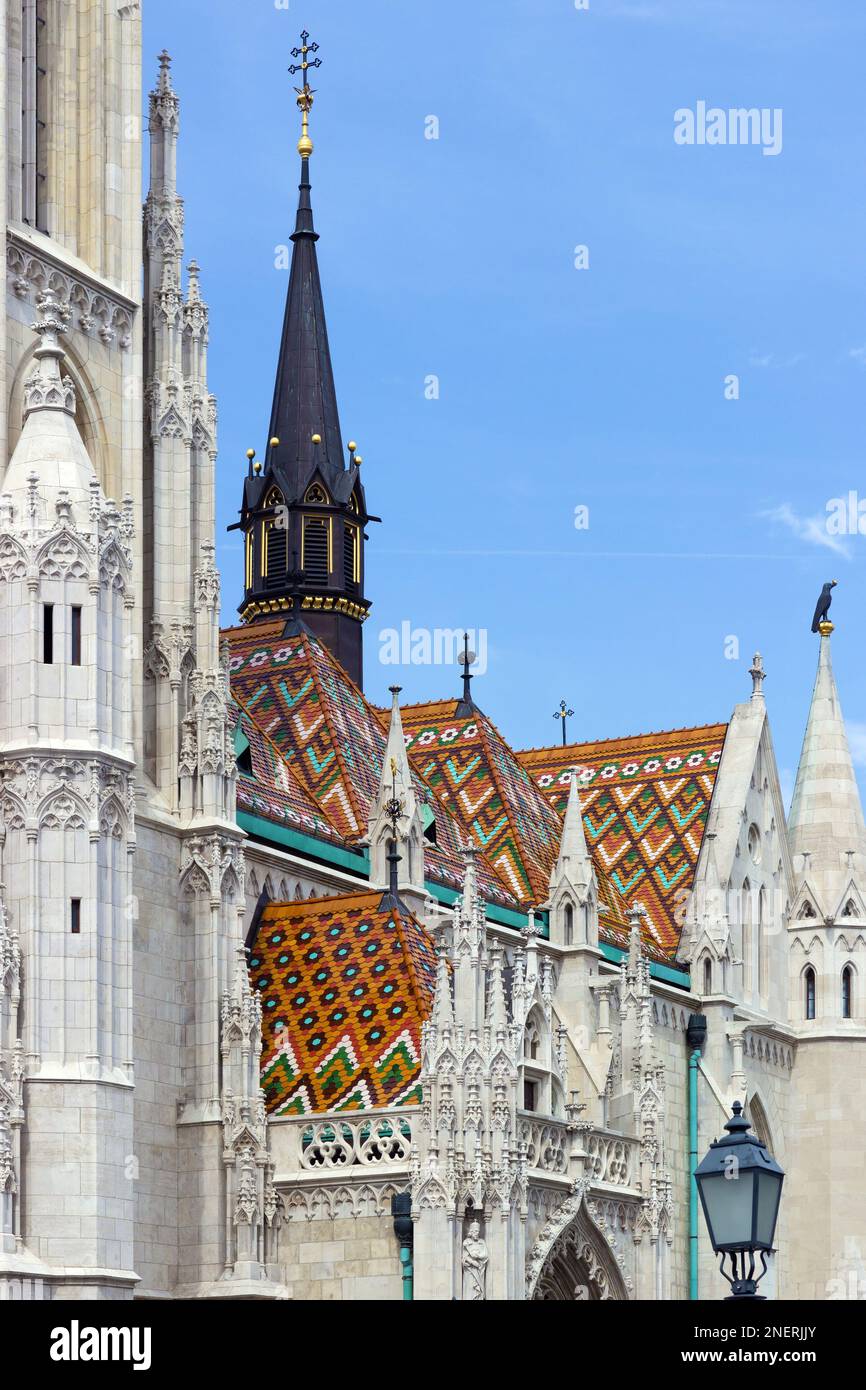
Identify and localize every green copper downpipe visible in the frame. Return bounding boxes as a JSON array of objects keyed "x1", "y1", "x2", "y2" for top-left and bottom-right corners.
[
  {"x1": 392, "y1": 1193, "x2": 414, "y2": 1301},
  {"x1": 686, "y1": 1014, "x2": 707, "y2": 1302},
  {"x1": 689, "y1": 1047, "x2": 700, "y2": 1299}
]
